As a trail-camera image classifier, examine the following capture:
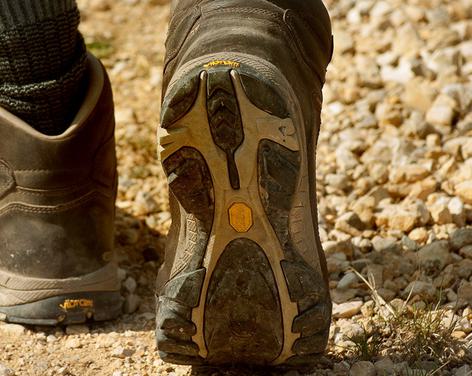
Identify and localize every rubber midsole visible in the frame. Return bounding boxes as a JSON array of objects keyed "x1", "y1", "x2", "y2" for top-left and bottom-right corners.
[
  {"x1": 0, "y1": 291, "x2": 122, "y2": 325},
  {"x1": 0, "y1": 263, "x2": 119, "y2": 307}
]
